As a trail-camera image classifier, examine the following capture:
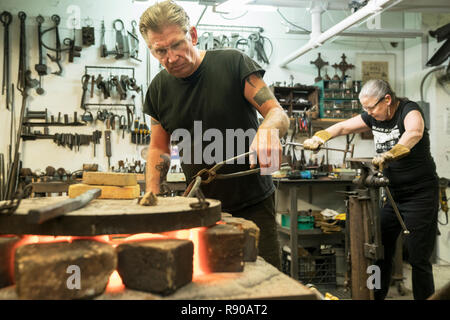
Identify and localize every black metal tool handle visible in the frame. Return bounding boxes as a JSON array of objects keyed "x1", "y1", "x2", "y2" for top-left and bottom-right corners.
[
  {"x1": 80, "y1": 74, "x2": 90, "y2": 110},
  {"x1": 105, "y1": 130, "x2": 111, "y2": 170},
  {"x1": 27, "y1": 188, "x2": 101, "y2": 224},
  {"x1": 105, "y1": 130, "x2": 111, "y2": 157},
  {"x1": 385, "y1": 186, "x2": 410, "y2": 235},
  {"x1": 35, "y1": 15, "x2": 46, "y2": 73}
]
